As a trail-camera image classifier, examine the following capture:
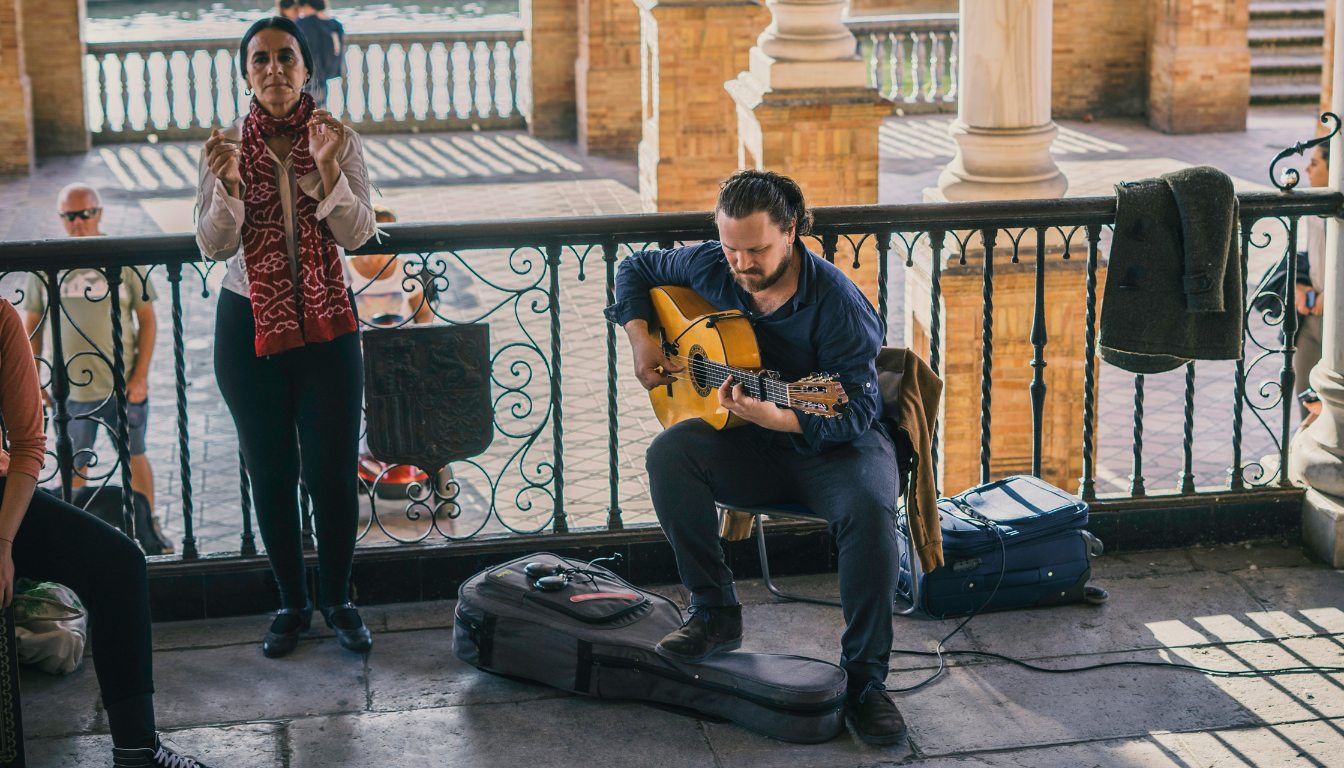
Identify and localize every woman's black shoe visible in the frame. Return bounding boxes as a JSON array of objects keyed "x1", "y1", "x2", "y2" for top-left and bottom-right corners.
[
  {"x1": 262, "y1": 602, "x2": 313, "y2": 658},
  {"x1": 321, "y1": 602, "x2": 373, "y2": 654}
]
